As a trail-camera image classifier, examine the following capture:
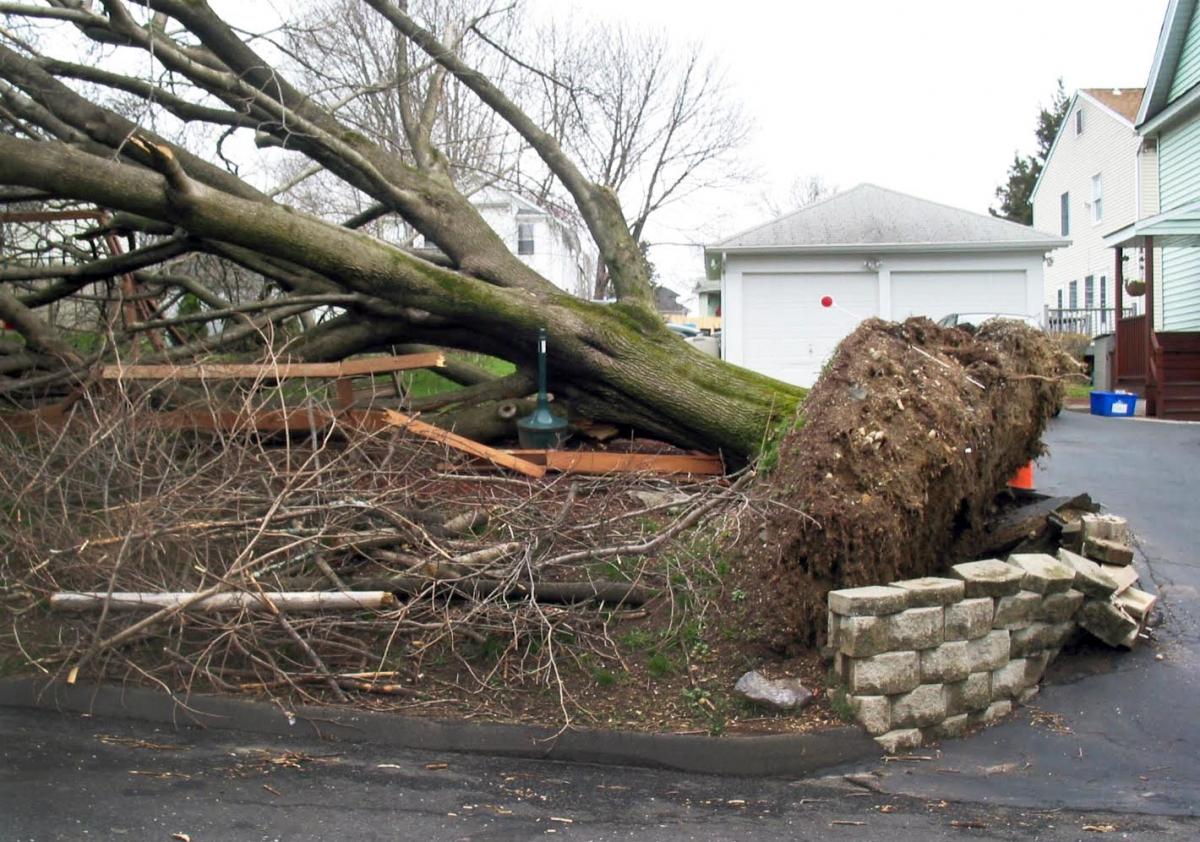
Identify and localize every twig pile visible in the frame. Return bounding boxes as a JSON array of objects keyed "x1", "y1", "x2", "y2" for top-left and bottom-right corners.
[{"x1": 0, "y1": 383, "x2": 749, "y2": 723}]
